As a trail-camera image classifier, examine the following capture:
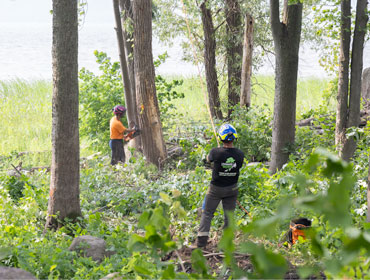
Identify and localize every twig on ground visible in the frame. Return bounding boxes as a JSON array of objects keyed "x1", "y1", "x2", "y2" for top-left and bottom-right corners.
[
  {"x1": 11, "y1": 164, "x2": 22, "y2": 176},
  {"x1": 175, "y1": 250, "x2": 187, "y2": 273}
]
